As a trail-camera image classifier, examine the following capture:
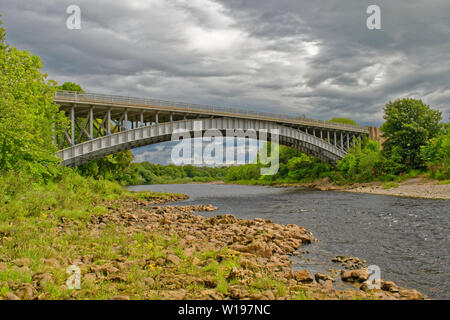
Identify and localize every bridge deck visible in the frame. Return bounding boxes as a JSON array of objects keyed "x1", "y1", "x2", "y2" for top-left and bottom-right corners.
[{"x1": 54, "y1": 91, "x2": 368, "y2": 134}]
